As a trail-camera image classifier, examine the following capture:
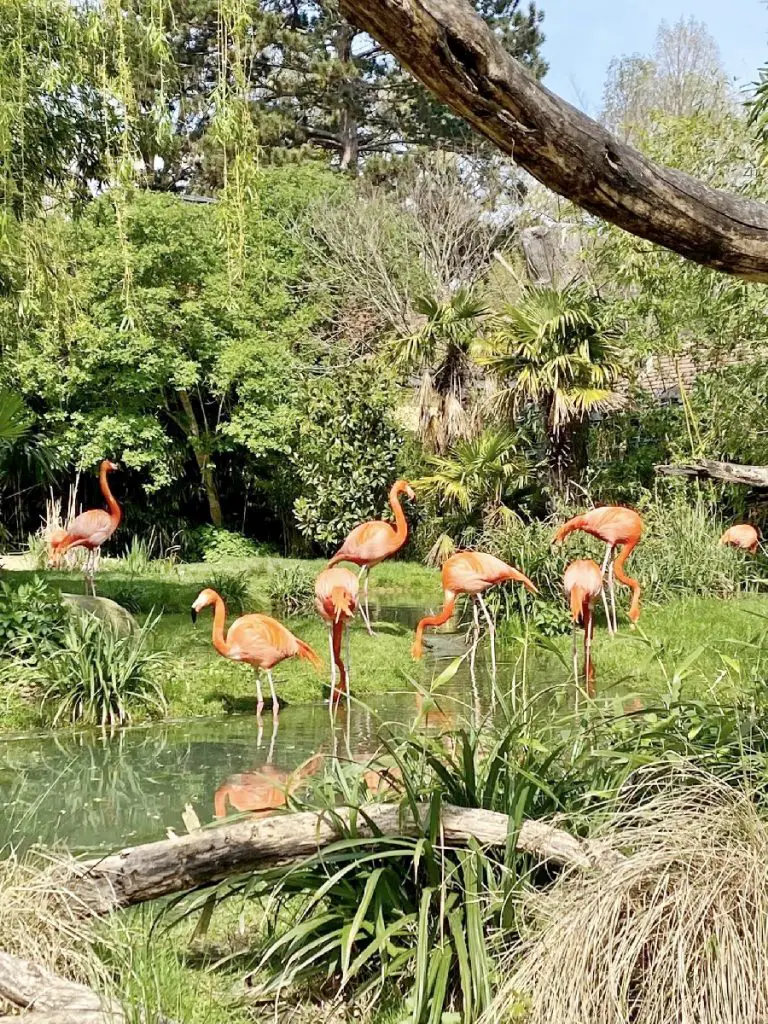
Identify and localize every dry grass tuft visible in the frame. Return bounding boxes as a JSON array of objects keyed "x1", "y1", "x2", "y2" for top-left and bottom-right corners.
[
  {"x1": 491, "y1": 767, "x2": 768, "y2": 1024},
  {"x1": 0, "y1": 848, "x2": 107, "y2": 1008}
]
